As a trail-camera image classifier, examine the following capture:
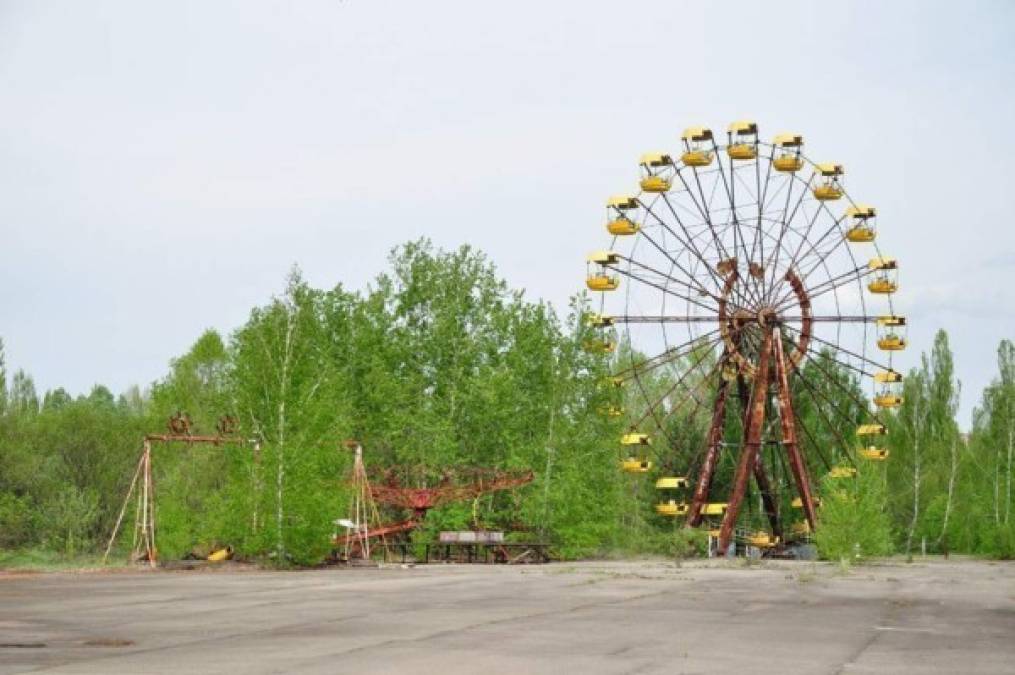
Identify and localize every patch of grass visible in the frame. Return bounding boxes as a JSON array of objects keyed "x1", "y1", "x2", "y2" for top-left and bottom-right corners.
[{"x1": 0, "y1": 548, "x2": 126, "y2": 572}]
